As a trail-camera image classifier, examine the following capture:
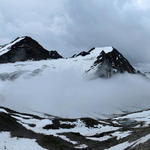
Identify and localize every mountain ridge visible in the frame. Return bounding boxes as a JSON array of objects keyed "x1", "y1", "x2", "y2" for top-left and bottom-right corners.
[
  {"x1": 87, "y1": 47, "x2": 137, "y2": 78},
  {"x1": 0, "y1": 36, "x2": 144, "y2": 78},
  {"x1": 0, "y1": 36, "x2": 63, "y2": 63}
]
